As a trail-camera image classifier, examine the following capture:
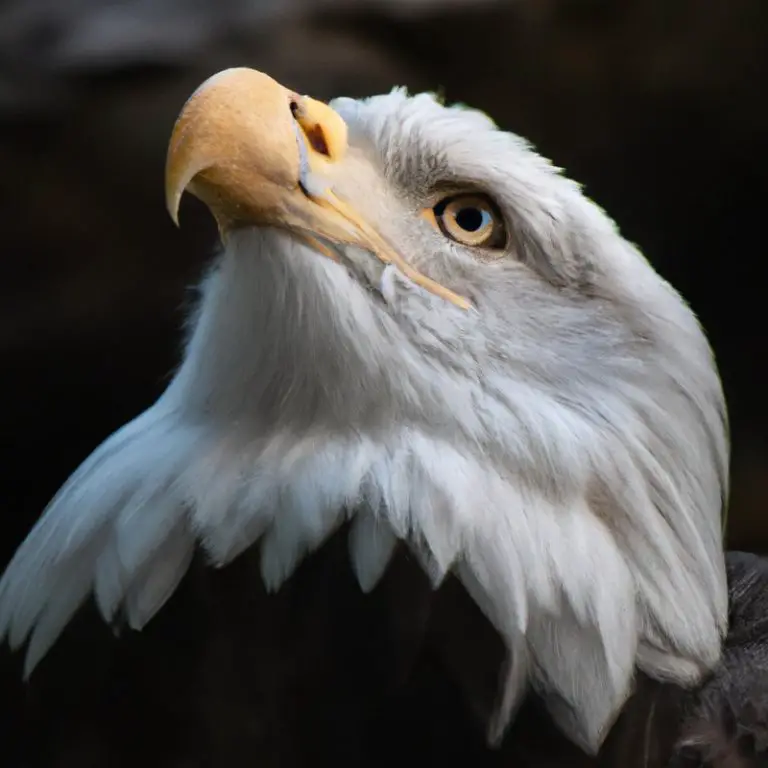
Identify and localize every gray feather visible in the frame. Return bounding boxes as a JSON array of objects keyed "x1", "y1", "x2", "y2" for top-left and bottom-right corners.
[{"x1": 347, "y1": 509, "x2": 398, "y2": 593}]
